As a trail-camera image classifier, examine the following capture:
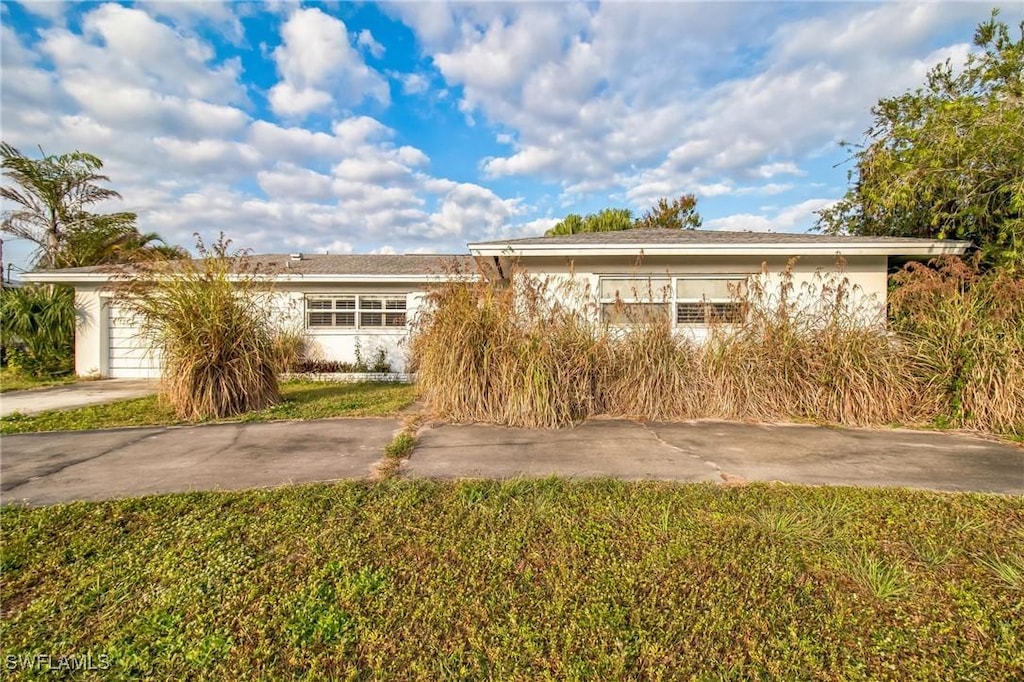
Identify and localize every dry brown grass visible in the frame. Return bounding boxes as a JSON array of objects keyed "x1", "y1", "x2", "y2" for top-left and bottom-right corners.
[
  {"x1": 891, "y1": 257, "x2": 1023, "y2": 435},
  {"x1": 115, "y1": 235, "x2": 280, "y2": 420},
  {"x1": 412, "y1": 258, "x2": 1022, "y2": 435}
]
